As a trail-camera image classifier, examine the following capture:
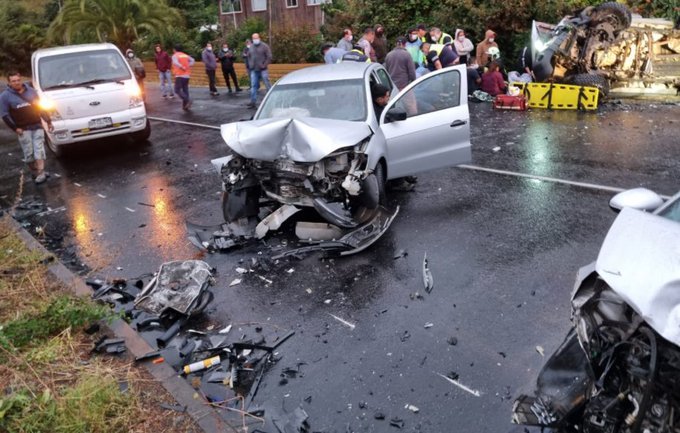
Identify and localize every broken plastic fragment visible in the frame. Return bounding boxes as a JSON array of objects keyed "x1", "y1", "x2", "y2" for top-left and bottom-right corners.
[
  {"x1": 405, "y1": 404, "x2": 419, "y2": 413},
  {"x1": 424, "y1": 322, "x2": 434, "y2": 329},
  {"x1": 422, "y1": 253, "x2": 434, "y2": 293},
  {"x1": 230, "y1": 278, "x2": 242, "y2": 286},
  {"x1": 255, "y1": 204, "x2": 300, "y2": 239},
  {"x1": 536, "y1": 345, "x2": 545, "y2": 356}
]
